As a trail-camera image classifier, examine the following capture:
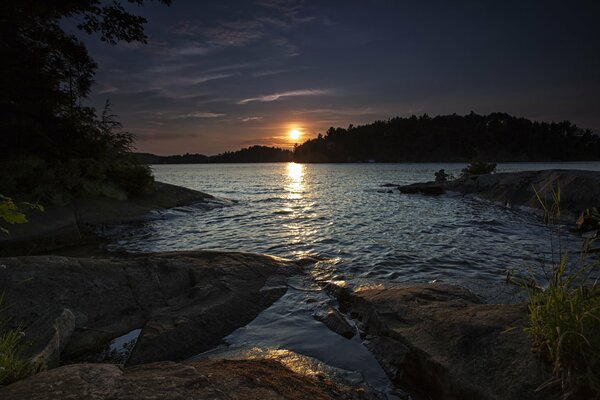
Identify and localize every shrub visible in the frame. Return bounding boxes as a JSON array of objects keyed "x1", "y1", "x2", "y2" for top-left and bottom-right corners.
[
  {"x1": 461, "y1": 161, "x2": 497, "y2": 177},
  {"x1": 107, "y1": 161, "x2": 154, "y2": 196}
]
